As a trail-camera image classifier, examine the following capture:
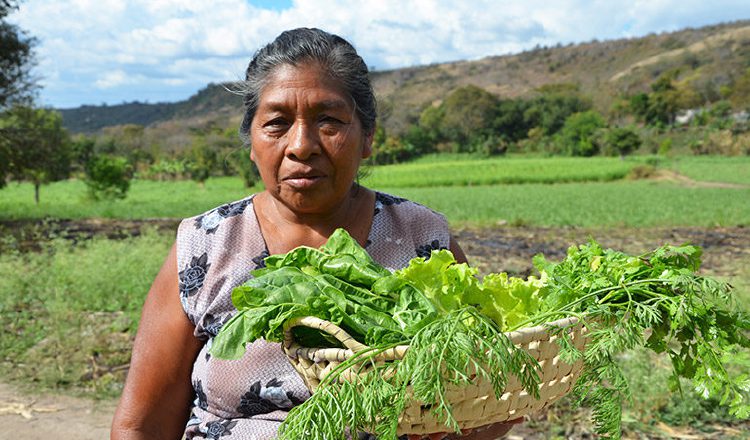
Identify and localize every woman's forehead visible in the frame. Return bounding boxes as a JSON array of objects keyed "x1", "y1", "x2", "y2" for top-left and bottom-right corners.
[{"x1": 258, "y1": 63, "x2": 352, "y2": 110}]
